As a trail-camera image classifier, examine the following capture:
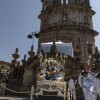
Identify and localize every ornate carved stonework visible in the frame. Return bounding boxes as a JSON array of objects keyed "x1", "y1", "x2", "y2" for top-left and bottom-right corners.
[{"x1": 39, "y1": 0, "x2": 99, "y2": 62}]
